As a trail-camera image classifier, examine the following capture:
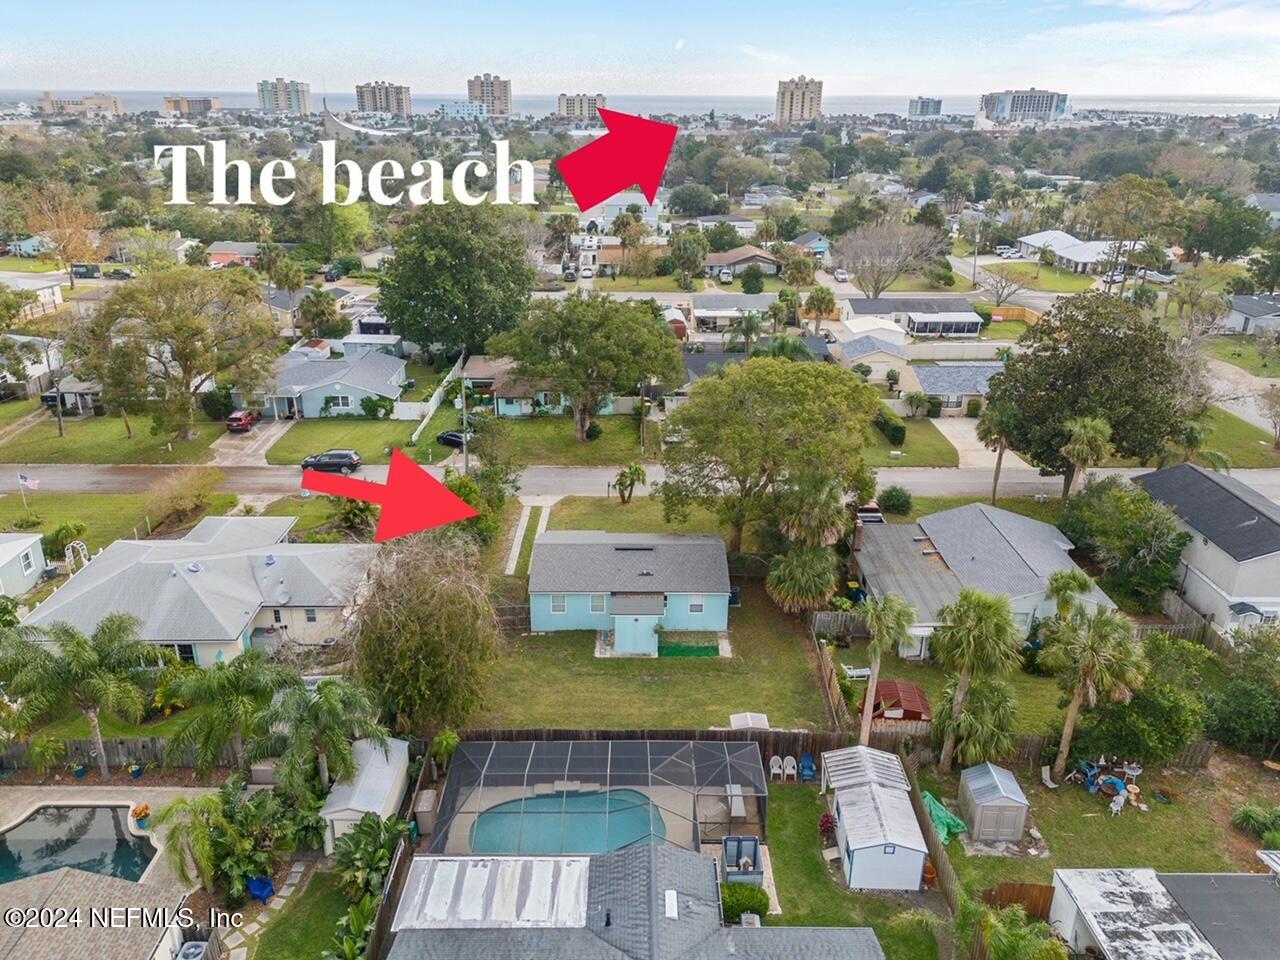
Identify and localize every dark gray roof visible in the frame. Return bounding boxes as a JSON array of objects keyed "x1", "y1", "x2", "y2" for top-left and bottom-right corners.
[
  {"x1": 961, "y1": 762, "x2": 1029, "y2": 807},
  {"x1": 793, "y1": 230, "x2": 827, "y2": 245},
  {"x1": 911, "y1": 363, "x2": 1004, "y2": 397},
  {"x1": 1134, "y1": 463, "x2": 1280, "y2": 562},
  {"x1": 1248, "y1": 192, "x2": 1280, "y2": 213},
  {"x1": 682, "y1": 338, "x2": 829, "y2": 384},
  {"x1": 207, "y1": 241, "x2": 260, "y2": 255},
  {"x1": 845, "y1": 297, "x2": 975, "y2": 315},
  {"x1": 1229, "y1": 294, "x2": 1280, "y2": 319},
  {"x1": 260, "y1": 283, "x2": 349, "y2": 312},
  {"x1": 1161, "y1": 872, "x2": 1280, "y2": 960},
  {"x1": 842, "y1": 335, "x2": 908, "y2": 361},
  {"x1": 529, "y1": 532, "x2": 730, "y2": 595},
  {"x1": 855, "y1": 522, "x2": 962, "y2": 624}
]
